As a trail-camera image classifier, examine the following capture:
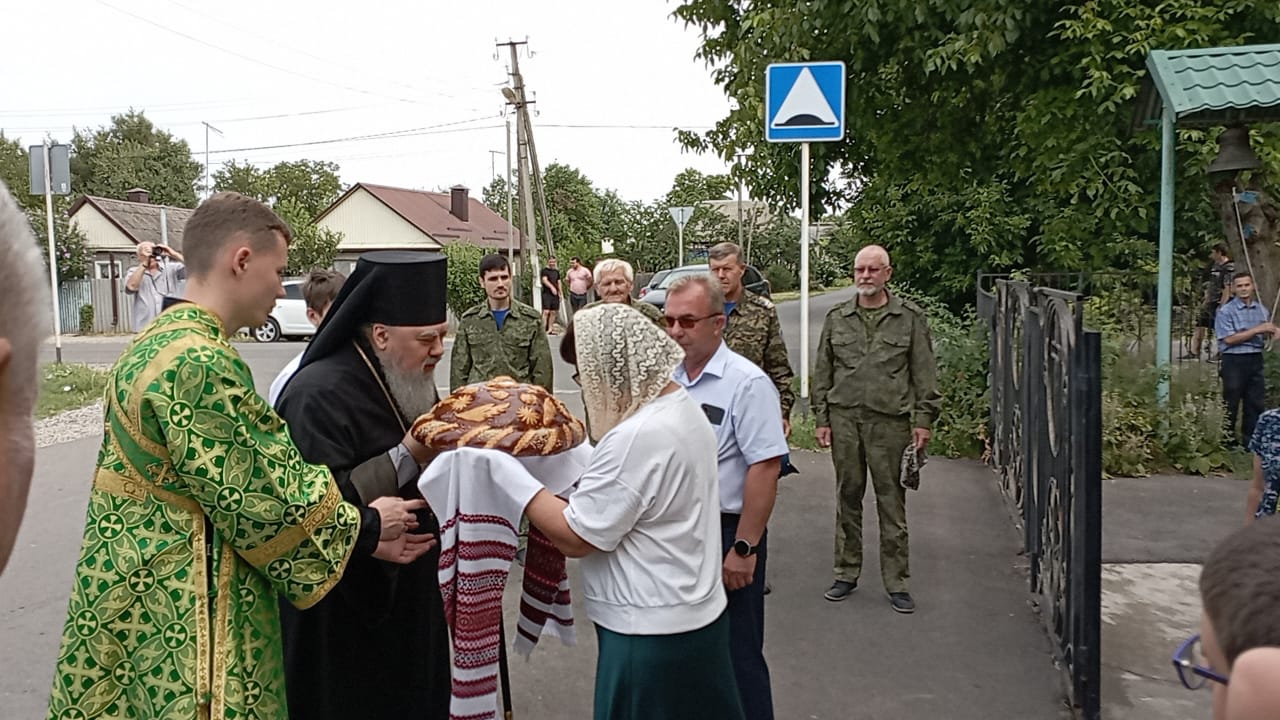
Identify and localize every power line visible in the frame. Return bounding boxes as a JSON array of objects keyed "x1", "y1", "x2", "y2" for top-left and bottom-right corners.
[
  {"x1": 167, "y1": 0, "x2": 496, "y2": 103},
  {"x1": 207, "y1": 116, "x2": 504, "y2": 155},
  {"x1": 539, "y1": 123, "x2": 714, "y2": 130},
  {"x1": 95, "y1": 0, "x2": 425, "y2": 107}
]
